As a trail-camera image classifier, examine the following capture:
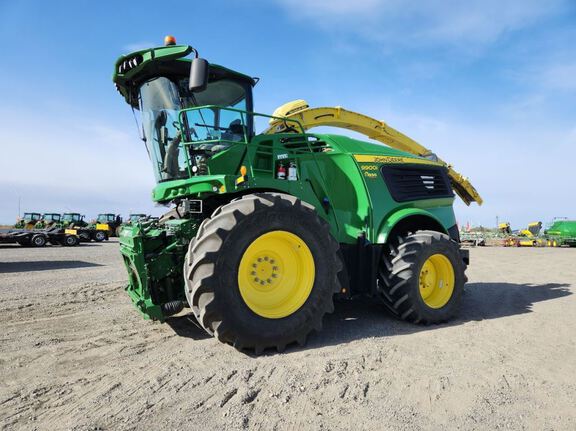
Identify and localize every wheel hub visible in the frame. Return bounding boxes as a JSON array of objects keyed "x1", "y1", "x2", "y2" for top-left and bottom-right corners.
[
  {"x1": 418, "y1": 254, "x2": 455, "y2": 309},
  {"x1": 238, "y1": 230, "x2": 315, "y2": 319},
  {"x1": 250, "y1": 255, "x2": 281, "y2": 286}
]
